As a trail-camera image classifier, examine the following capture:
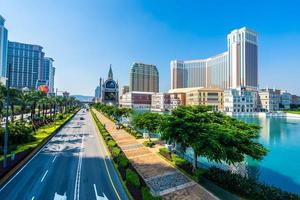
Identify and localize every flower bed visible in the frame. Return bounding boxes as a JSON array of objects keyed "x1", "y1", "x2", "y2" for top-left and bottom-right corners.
[{"x1": 91, "y1": 110, "x2": 161, "y2": 200}]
